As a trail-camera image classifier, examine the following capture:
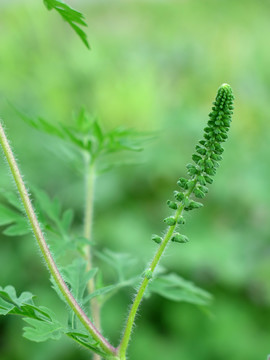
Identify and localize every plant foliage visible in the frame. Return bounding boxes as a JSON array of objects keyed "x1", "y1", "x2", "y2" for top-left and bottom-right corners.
[
  {"x1": 17, "y1": 108, "x2": 150, "y2": 173},
  {"x1": 43, "y1": 0, "x2": 90, "y2": 49},
  {"x1": 0, "y1": 84, "x2": 234, "y2": 359}
]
